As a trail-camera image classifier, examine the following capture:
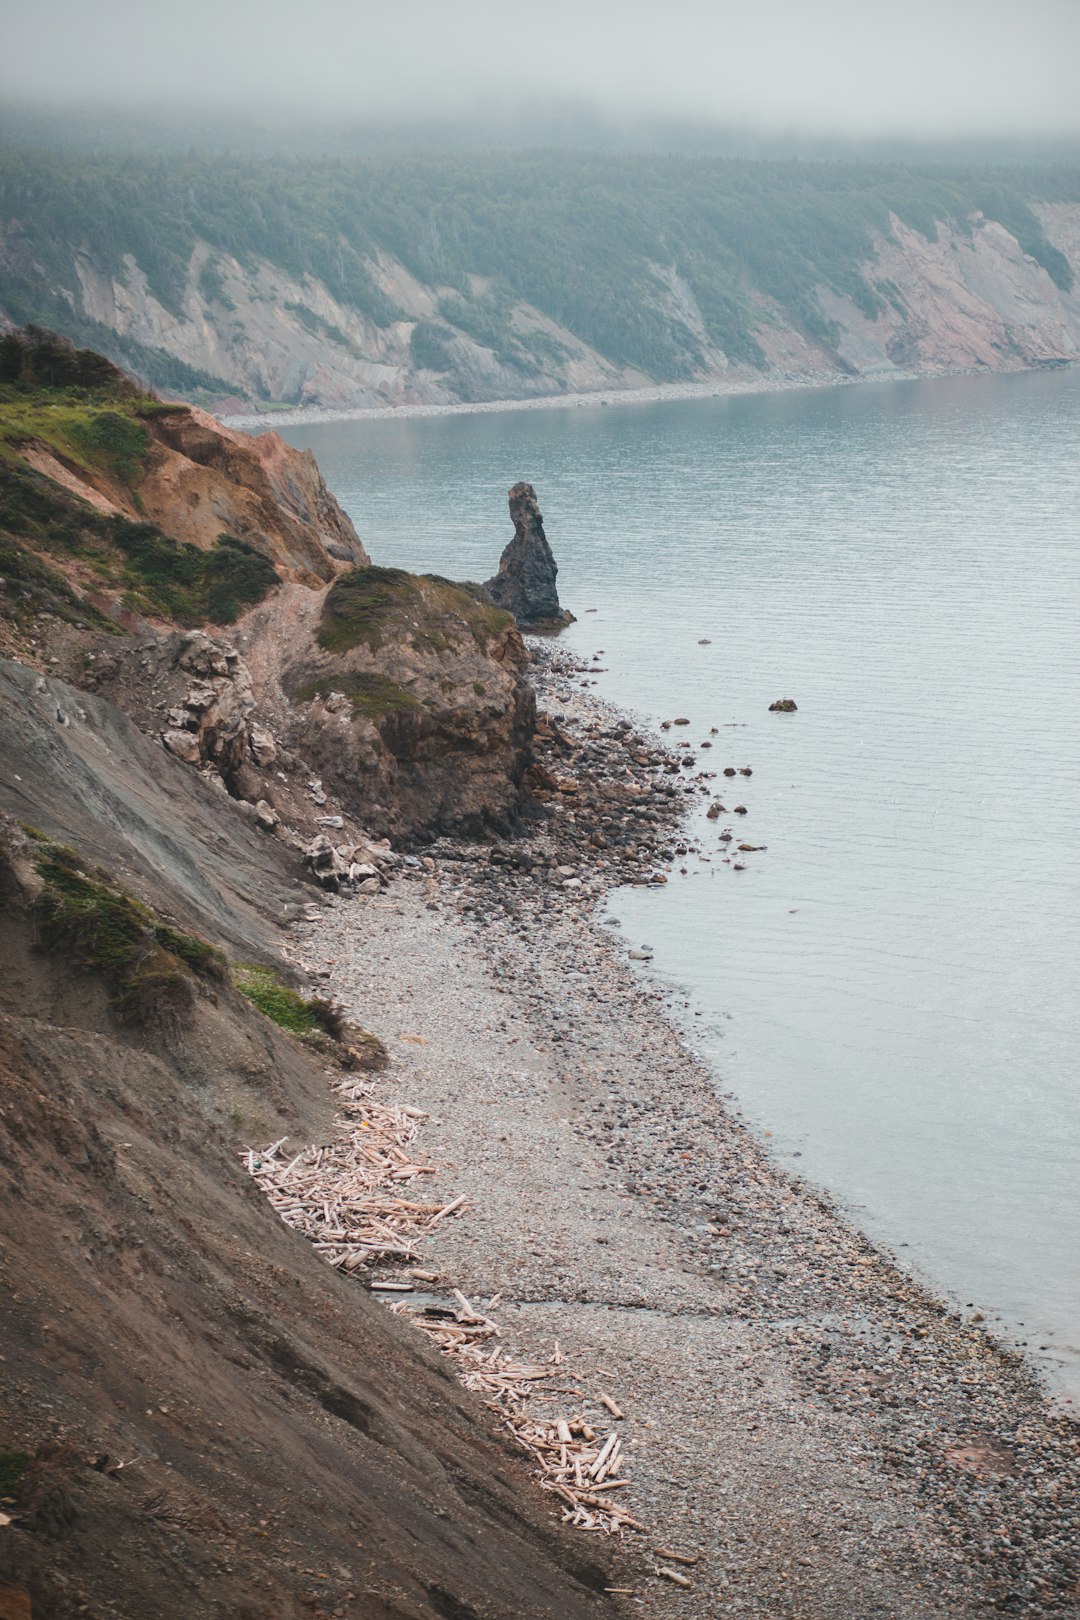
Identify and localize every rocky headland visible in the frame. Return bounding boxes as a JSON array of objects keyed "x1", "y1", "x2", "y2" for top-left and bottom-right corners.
[{"x1": 0, "y1": 331, "x2": 1077, "y2": 1619}]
